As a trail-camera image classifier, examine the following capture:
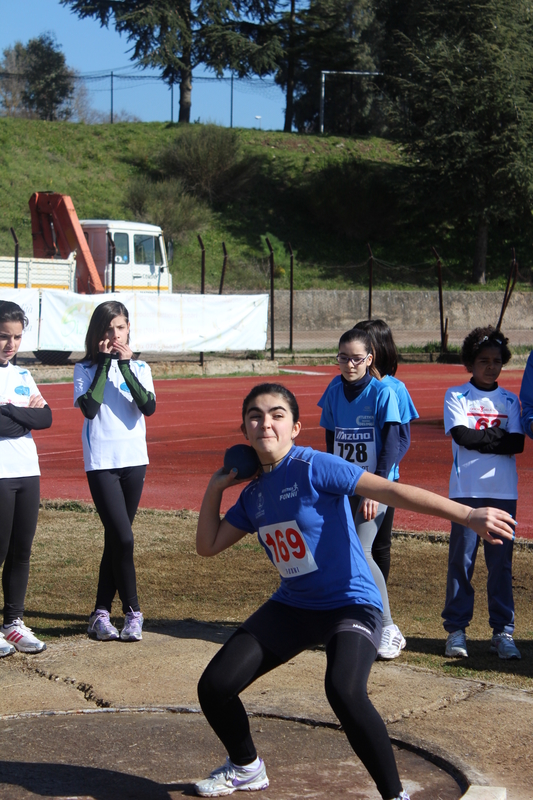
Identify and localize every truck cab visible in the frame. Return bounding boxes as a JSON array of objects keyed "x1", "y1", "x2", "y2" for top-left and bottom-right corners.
[{"x1": 80, "y1": 220, "x2": 172, "y2": 293}]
